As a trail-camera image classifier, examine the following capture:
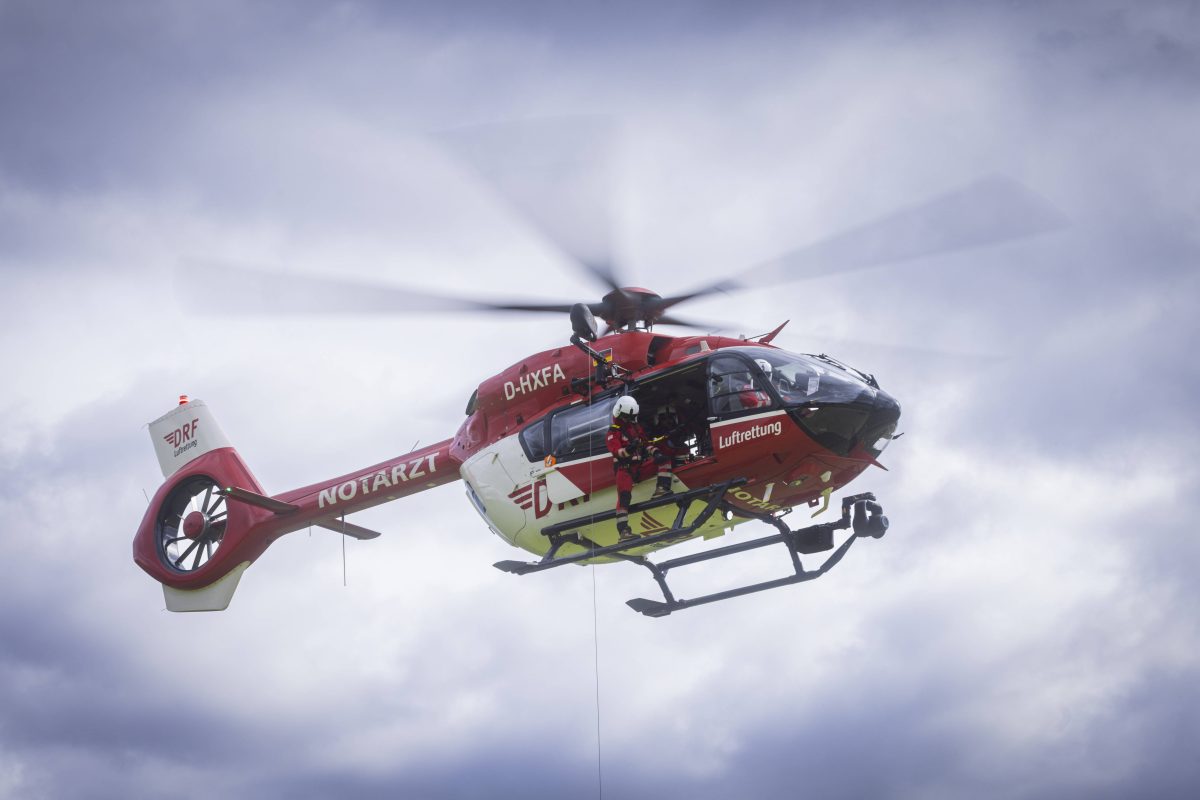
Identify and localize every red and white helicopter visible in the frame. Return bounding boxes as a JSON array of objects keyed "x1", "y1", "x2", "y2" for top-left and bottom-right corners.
[{"x1": 131, "y1": 131, "x2": 1061, "y2": 615}]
